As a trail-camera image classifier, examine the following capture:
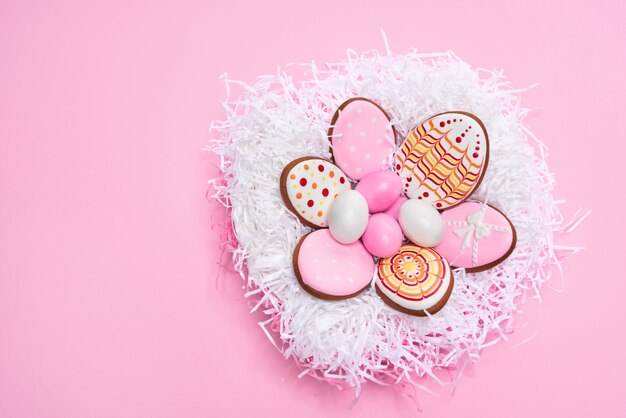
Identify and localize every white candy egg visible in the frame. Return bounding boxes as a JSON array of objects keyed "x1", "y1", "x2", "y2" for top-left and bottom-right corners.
[
  {"x1": 398, "y1": 199, "x2": 444, "y2": 247},
  {"x1": 328, "y1": 190, "x2": 369, "y2": 244}
]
